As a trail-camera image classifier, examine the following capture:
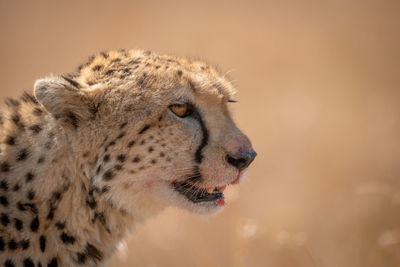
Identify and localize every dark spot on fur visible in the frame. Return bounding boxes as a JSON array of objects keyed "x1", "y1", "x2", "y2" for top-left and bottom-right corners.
[
  {"x1": 92, "y1": 212, "x2": 109, "y2": 233},
  {"x1": 96, "y1": 165, "x2": 102, "y2": 175},
  {"x1": 120, "y1": 122, "x2": 128, "y2": 129},
  {"x1": 4, "y1": 259, "x2": 15, "y2": 267},
  {"x1": 55, "y1": 221, "x2": 65, "y2": 230},
  {"x1": 40, "y1": 235, "x2": 46, "y2": 252},
  {"x1": 33, "y1": 108, "x2": 43, "y2": 116},
  {"x1": 0, "y1": 196, "x2": 9, "y2": 206},
  {"x1": 92, "y1": 65, "x2": 103, "y2": 71},
  {"x1": 26, "y1": 172, "x2": 35, "y2": 182},
  {"x1": 86, "y1": 198, "x2": 97, "y2": 209},
  {"x1": 14, "y1": 218, "x2": 23, "y2": 231},
  {"x1": 0, "y1": 180, "x2": 9, "y2": 191},
  {"x1": 177, "y1": 70, "x2": 183, "y2": 76},
  {"x1": 45, "y1": 141, "x2": 52, "y2": 150},
  {"x1": 47, "y1": 207, "x2": 55, "y2": 220},
  {"x1": 105, "y1": 69, "x2": 115, "y2": 76},
  {"x1": 107, "y1": 141, "x2": 116, "y2": 147},
  {"x1": 148, "y1": 146, "x2": 154, "y2": 153},
  {"x1": 23, "y1": 258, "x2": 35, "y2": 267},
  {"x1": 67, "y1": 112, "x2": 79, "y2": 128},
  {"x1": 37, "y1": 156, "x2": 45, "y2": 164},
  {"x1": 101, "y1": 186, "x2": 110, "y2": 193},
  {"x1": 117, "y1": 132, "x2": 125, "y2": 139},
  {"x1": 117, "y1": 154, "x2": 126, "y2": 162},
  {"x1": 17, "y1": 148, "x2": 29, "y2": 161},
  {"x1": 1, "y1": 162, "x2": 10, "y2": 172},
  {"x1": 77, "y1": 252, "x2": 87, "y2": 263},
  {"x1": 1, "y1": 213, "x2": 10, "y2": 226},
  {"x1": 103, "y1": 154, "x2": 110, "y2": 162},
  {"x1": 160, "y1": 152, "x2": 165, "y2": 157},
  {"x1": 60, "y1": 232, "x2": 75, "y2": 244},
  {"x1": 13, "y1": 184, "x2": 20, "y2": 191},
  {"x1": 5, "y1": 136, "x2": 16, "y2": 145},
  {"x1": 5, "y1": 98, "x2": 20, "y2": 107},
  {"x1": 151, "y1": 159, "x2": 157, "y2": 164},
  {"x1": 21, "y1": 92, "x2": 39, "y2": 104},
  {"x1": 103, "y1": 170, "x2": 114, "y2": 181},
  {"x1": 140, "y1": 140, "x2": 146, "y2": 145},
  {"x1": 17, "y1": 202, "x2": 38, "y2": 214},
  {"x1": 20, "y1": 239, "x2": 30, "y2": 250},
  {"x1": 132, "y1": 156, "x2": 140, "y2": 163},
  {"x1": 29, "y1": 124, "x2": 42, "y2": 134},
  {"x1": 47, "y1": 258, "x2": 58, "y2": 267},
  {"x1": 101, "y1": 52, "x2": 109, "y2": 58},
  {"x1": 30, "y1": 216, "x2": 39, "y2": 232},
  {"x1": 127, "y1": 140, "x2": 135, "y2": 148},
  {"x1": 86, "y1": 243, "x2": 103, "y2": 262},
  {"x1": 52, "y1": 191, "x2": 62, "y2": 201},
  {"x1": 129, "y1": 58, "x2": 141, "y2": 65},
  {"x1": 8, "y1": 239, "x2": 18, "y2": 250},
  {"x1": 27, "y1": 190, "x2": 35, "y2": 200},
  {"x1": 0, "y1": 237, "x2": 4, "y2": 251},
  {"x1": 11, "y1": 113, "x2": 23, "y2": 127},
  {"x1": 114, "y1": 164, "x2": 123, "y2": 171},
  {"x1": 111, "y1": 58, "x2": 121, "y2": 64}
]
